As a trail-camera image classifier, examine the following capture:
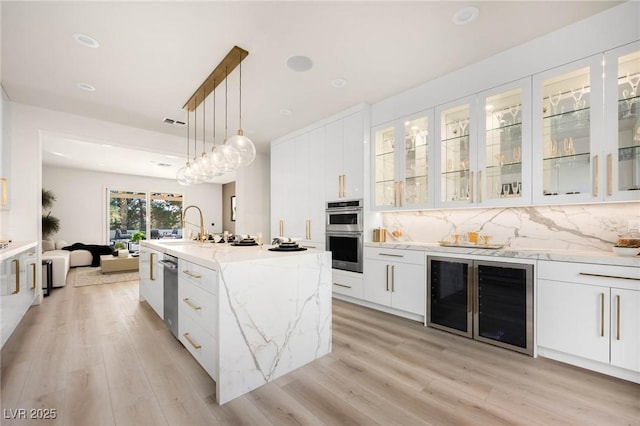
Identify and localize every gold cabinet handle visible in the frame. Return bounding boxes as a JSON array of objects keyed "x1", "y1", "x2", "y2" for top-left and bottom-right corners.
[
  {"x1": 12, "y1": 259, "x2": 20, "y2": 294},
  {"x1": 470, "y1": 171, "x2": 475, "y2": 203},
  {"x1": 338, "y1": 175, "x2": 343, "y2": 198},
  {"x1": 600, "y1": 292, "x2": 605, "y2": 337},
  {"x1": 379, "y1": 253, "x2": 403, "y2": 258},
  {"x1": 279, "y1": 220, "x2": 284, "y2": 237},
  {"x1": 183, "y1": 297, "x2": 202, "y2": 311},
  {"x1": 391, "y1": 265, "x2": 395, "y2": 292},
  {"x1": 1, "y1": 177, "x2": 7, "y2": 206},
  {"x1": 342, "y1": 174, "x2": 346, "y2": 198},
  {"x1": 333, "y1": 282, "x2": 352, "y2": 289},
  {"x1": 579, "y1": 272, "x2": 640, "y2": 281},
  {"x1": 616, "y1": 294, "x2": 621, "y2": 341},
  {"x1": 182, "y1": 270, "x2": 202, "y2": 279},
  {"x1": 607, "y1": 153, "x2": 613, "y2": 196},
  {"x1": 305, "y1": 219, "x2": 311, "y2": 240},
  {"x1": 399, "y1": 181, "x2": 404, "y2": 207},
  {"x1": 593, "y1": 154, "x2": 599, "y2": 197},
  {"x1": 182, "y1": 333, "x2": 202, "y2": 350},
  {"x1": 31, "y1": 263, "x2": 36, "y2": 290},
  {"x1": 386, "y1": 264, "x2": 389, "y2": 291},
  {"x1": 478, "y1": 170, "x2": 483, "y2": 203},
  {"x1": 393, "y1": 181, "x2": 398, "y2": 206},
  {"x1": 150, "y1": 253, "x2": 155, "y2": 281}
]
